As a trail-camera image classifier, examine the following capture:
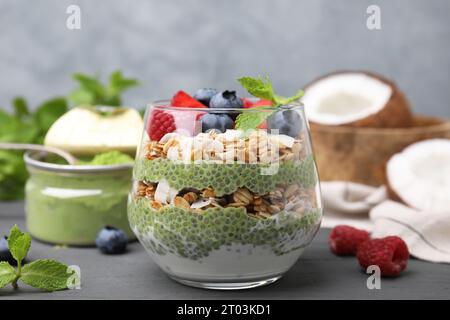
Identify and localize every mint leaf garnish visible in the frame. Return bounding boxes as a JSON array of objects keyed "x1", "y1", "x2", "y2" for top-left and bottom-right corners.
[
  {"x1": 0, "y1": 262, "x2": 16, "y2": 289},
  {"x1": 236, "y1": 75, "x2": 304, "y2": 131},
  {"x1": 274, "y1": 89, "x2": 304, "y2": 105},
  {"x1": 0, "y1": 225, "x2": 77, "y2": 292},
  {"x1": 21, "y1": 259, "x2": 73, "y2": 292},
  {"x1": 8, "y1": 224, "x2": 31, "y2": 264},
  {"x1": 238, "y1": 75, "x2": 276, "y2": 104},
  {"x1": 235, "y1": 106, "x2": 273, "y2": 131}
]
